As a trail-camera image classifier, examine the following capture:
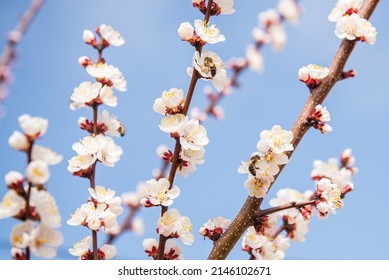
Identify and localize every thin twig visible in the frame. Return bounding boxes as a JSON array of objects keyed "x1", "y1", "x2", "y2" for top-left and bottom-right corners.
[
  {"x1": 260, "y1": 200, "x2": 315, "y2": 217},
  {"x1": 208, "y1": 0, "x2": 380, "y2": 260},
  {"x1": 0, "y1": 0, "x2": 44, "y2": 101}
]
